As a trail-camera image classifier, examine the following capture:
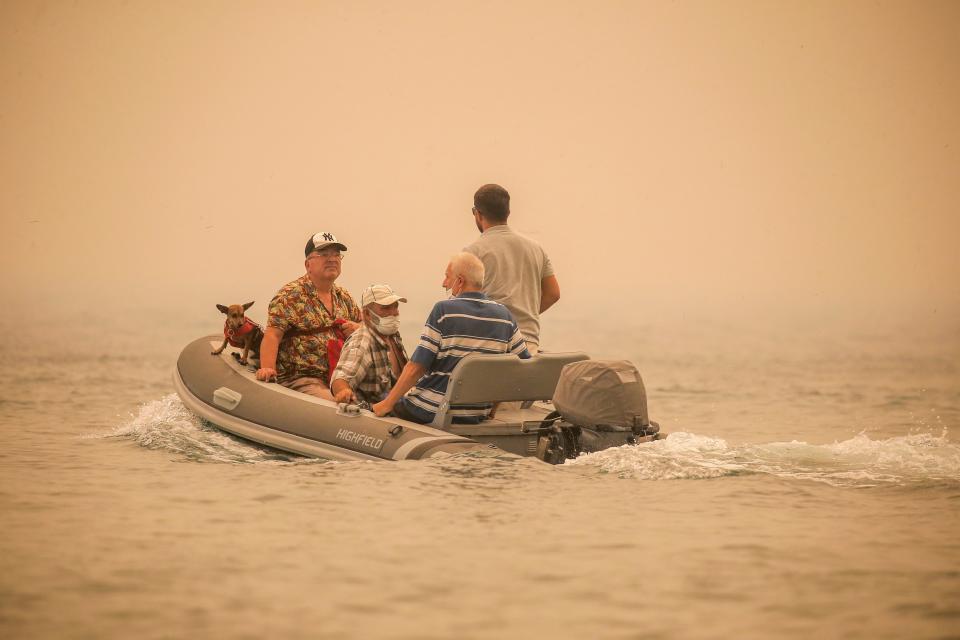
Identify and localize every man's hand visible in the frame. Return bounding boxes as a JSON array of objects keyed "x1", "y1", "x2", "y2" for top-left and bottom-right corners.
[
  {"x1": 334, "y1": 386, "x2": 355, "y2": 404},
  {"x1": 372, "y1": 361, "x2": 425, "y2": 418},
  {"x1": 372, "y1": 398, "x2": 394, "y2": 417},
  {"x1": 256, "y1": 367, "x2": 278, "y2": 382}
]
